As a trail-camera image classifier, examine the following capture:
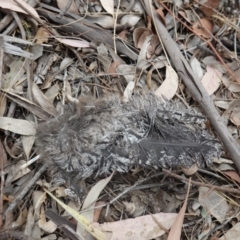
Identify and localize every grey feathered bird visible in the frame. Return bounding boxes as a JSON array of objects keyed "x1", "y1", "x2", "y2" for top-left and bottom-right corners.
[{"x1": 36, "y1": 93, "x2": 222, "y2": 180}]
